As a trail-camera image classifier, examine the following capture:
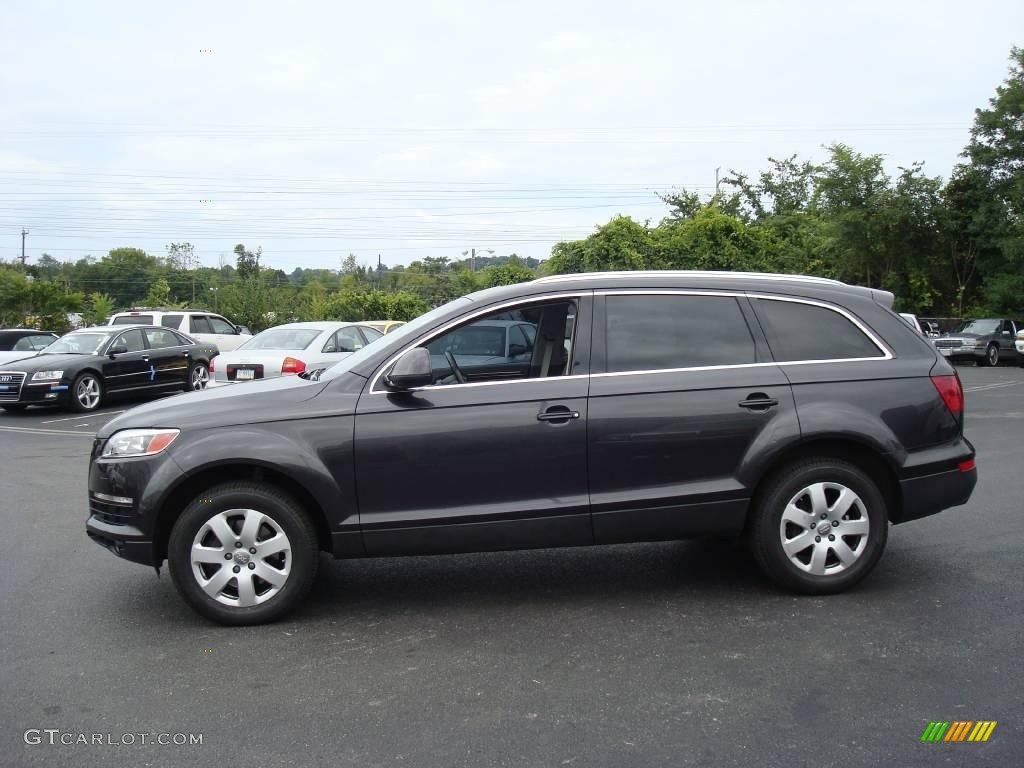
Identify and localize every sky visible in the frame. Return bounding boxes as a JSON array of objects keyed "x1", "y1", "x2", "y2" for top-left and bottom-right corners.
[{"x1": 1, "y1": 0, "x2": 1021, "y2": 273}]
